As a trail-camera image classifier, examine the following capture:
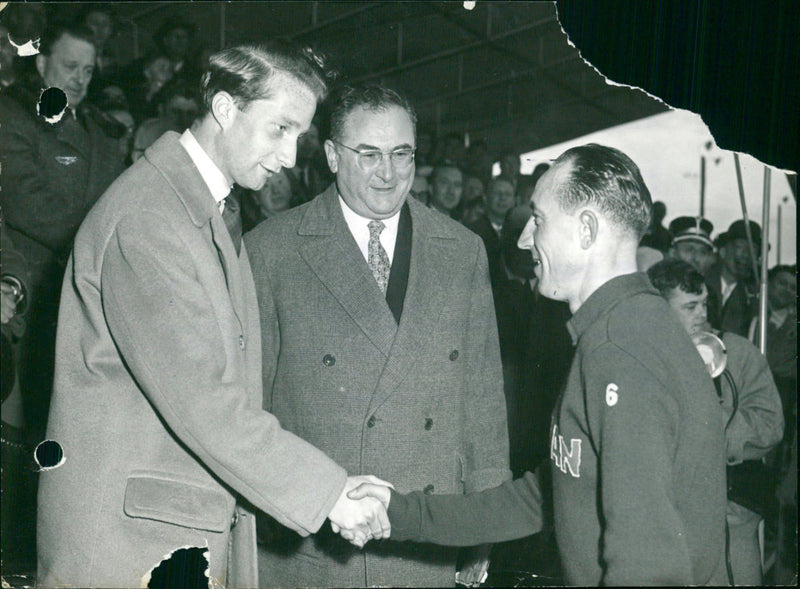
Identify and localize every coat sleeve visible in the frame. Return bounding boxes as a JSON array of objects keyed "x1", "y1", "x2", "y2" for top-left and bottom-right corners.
[
  {"x1": 388, "y1": 470, "x2": 544, "y2": 545},
  {"x1": 100, "y1": 211, "x2": 347, "y2": 536},
  {"x1": 586, "y1": 344, "x2": 694, "y2": 586},
  {"x1": 460, "y1": 241, "x2": 512, "y2": 493},
  {"x1": 721, "y1": 335, "x2": 784, "y2": 463}
]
